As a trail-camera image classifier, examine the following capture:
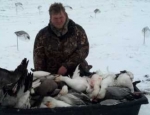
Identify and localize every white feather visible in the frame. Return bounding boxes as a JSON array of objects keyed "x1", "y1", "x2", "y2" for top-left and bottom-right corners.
[
  {"x1": 72, "y1": 65, "x2": 80, "y2": 79},
  {"x1": 97, "y1": 71, "x2": 134, "y2": 99}
]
